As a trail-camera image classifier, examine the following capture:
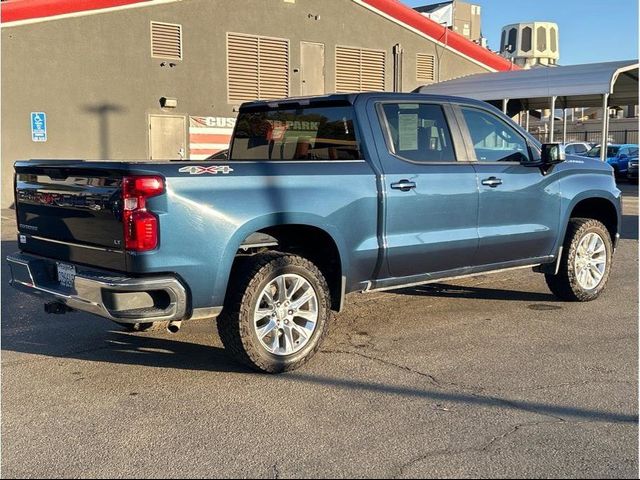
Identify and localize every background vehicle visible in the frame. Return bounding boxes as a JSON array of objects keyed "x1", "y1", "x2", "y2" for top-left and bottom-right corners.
[
  {"x1": 627, "y1": 154, "x2": 639, "y2": 182},
  {"x1": 7, "y1": 93, "x2": 622, "y2": 373},
  {"x1": 587, "y1": 143, "x2": 639, "y2": 178},
  {"x1": 563, "y1": 142, "x2": 594, "y2": 156}
]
